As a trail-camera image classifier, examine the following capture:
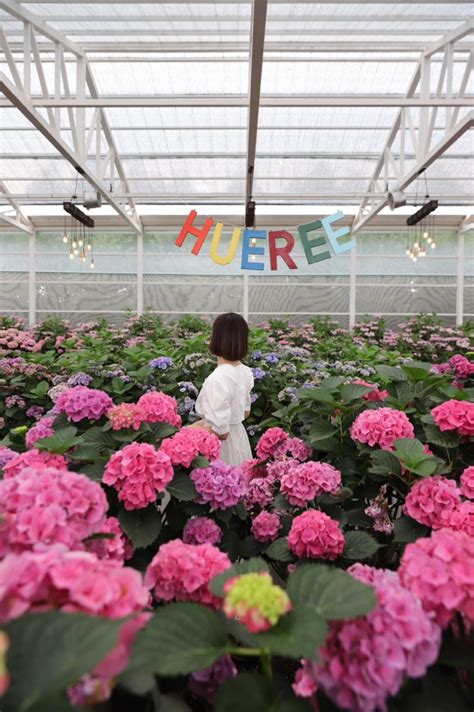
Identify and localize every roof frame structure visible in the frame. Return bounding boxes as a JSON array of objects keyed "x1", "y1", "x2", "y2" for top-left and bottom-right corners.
[
  {"x1": 0, "y1": 178, "x2": 34, "y2": 232},
  {"x1": 352, "y1": 19, "x2": 474, "y2": 233},
  {"x1": 0, "y1": 1, "x2": 472, "y2": 219},
  {"x1": 0, "y1": 0, "x2": 143, "y2": 234}
]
